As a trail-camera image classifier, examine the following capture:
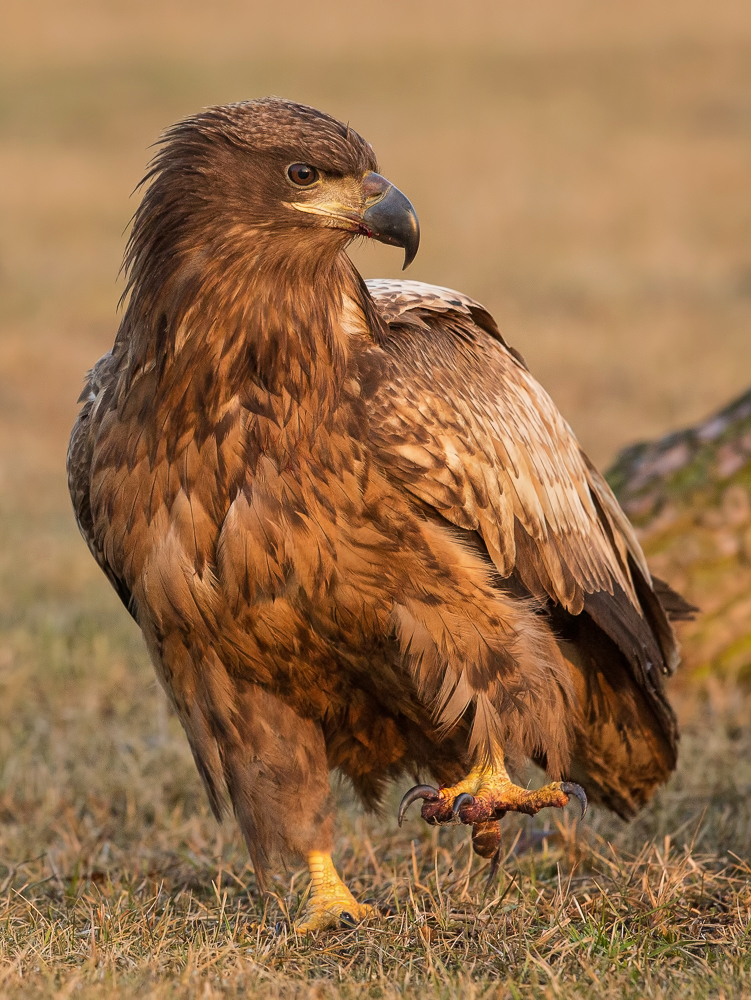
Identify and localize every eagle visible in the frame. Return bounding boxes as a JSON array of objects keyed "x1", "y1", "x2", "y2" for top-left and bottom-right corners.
[{"x1": 68, "y1": 98, "x2": 691, "y2": 931}]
